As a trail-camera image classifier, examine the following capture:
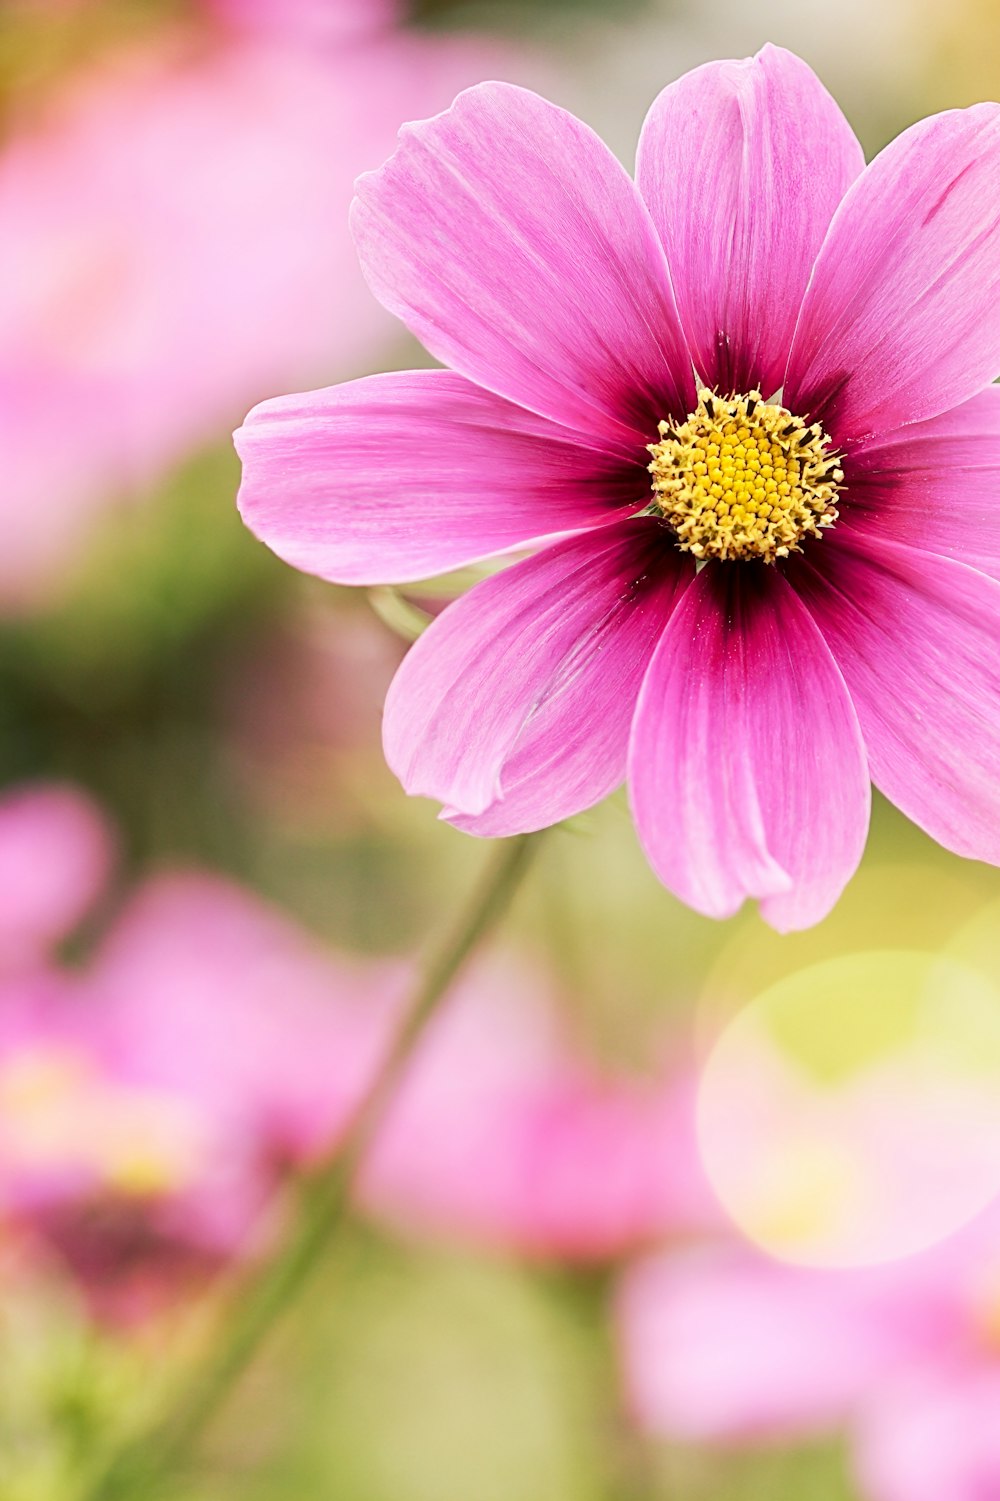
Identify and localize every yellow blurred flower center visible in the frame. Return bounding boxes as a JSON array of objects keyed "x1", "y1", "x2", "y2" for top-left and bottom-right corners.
[
  {"x1": 0, "y1": 1046, "x2": 202, "y2": 1196},
  {"x1": 648, "y1": 387, "x2": 843, "y2": 563}
]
